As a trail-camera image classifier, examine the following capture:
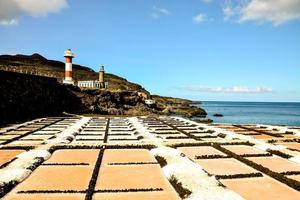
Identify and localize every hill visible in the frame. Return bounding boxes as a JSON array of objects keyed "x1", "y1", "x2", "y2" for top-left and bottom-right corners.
[
  {"x1": 0, "y1": 53, "x2": 207, "y2": 124},
  {"x1": 0, "y1": 53, "x2": 149, "y2": 94}
]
